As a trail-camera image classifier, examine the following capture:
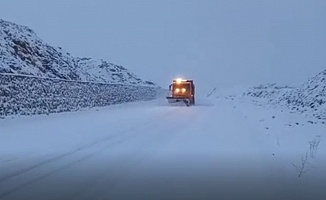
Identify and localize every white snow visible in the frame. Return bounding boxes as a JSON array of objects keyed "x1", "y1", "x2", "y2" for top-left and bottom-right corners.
[
  {"x1": 0, "y1": 95, "x2": 325, "y2": 200},
  {"x1": 241, "y1": 69, "x2": 326, "y2": 124},
  {"x1": 0, "y1": 19, "x2": 155, "y2": 86}
]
